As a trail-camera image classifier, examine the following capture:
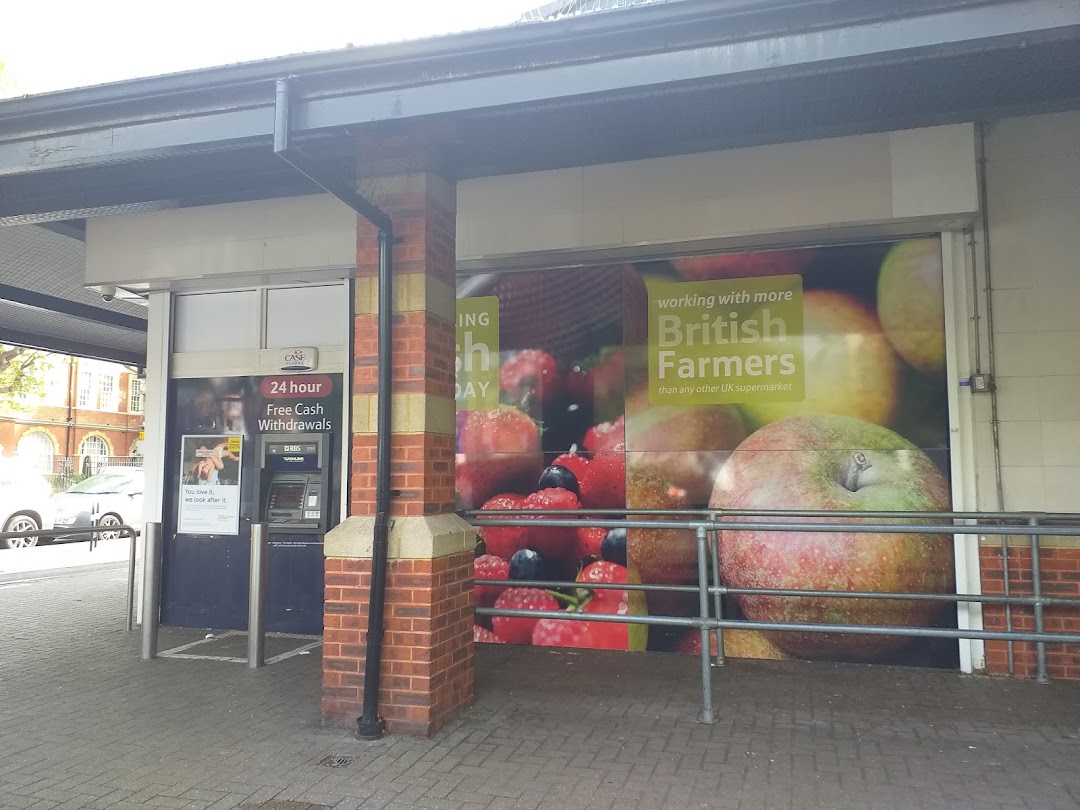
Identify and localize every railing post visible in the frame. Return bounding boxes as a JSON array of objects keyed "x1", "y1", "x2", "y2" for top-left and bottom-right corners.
[
  {"x1": 140, "y1": 522, "x2": 162, "y2": 660},
  {"x1": 125, "y1": 527, "x2": 138, "y2": 631},
  {"x1": 695, "y1": 525, "x2": 717, "y2": 724},
  {"x1": 707, "y1": 512, "x2": 725, "y2": 667},
  {"x1": 248, "y1": 523, "x2": 269, "y2": 669},
  {"x1": 1028, "y1": 515, "x2": 1048, "y2": 683}
]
